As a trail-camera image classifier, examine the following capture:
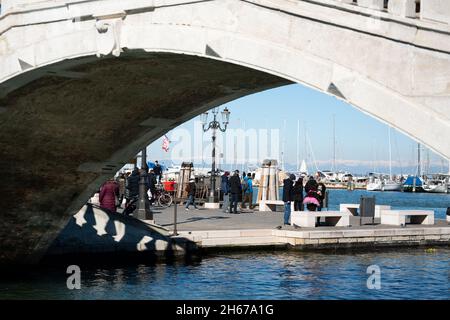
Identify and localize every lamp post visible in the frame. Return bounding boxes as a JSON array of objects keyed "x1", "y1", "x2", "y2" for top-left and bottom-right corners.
[
  {"x1": 201, "y1": 107, "x2": 230, "y2": 205},
  {"x1": 137, "y1": 147, "x2": 153, "y2": 222}
]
